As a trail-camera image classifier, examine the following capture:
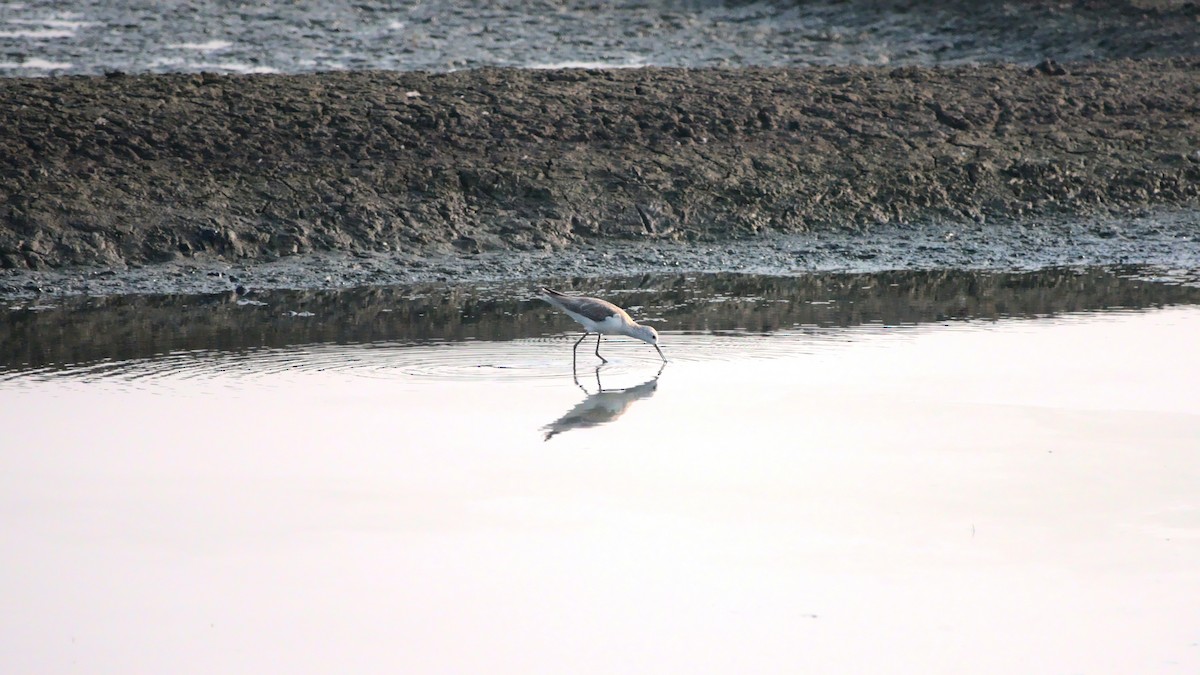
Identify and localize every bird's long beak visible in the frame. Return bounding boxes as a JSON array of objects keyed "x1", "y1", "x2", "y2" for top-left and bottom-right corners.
[{"x1": 654, "y1": 344, "x2": 667, "y2": 362}]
